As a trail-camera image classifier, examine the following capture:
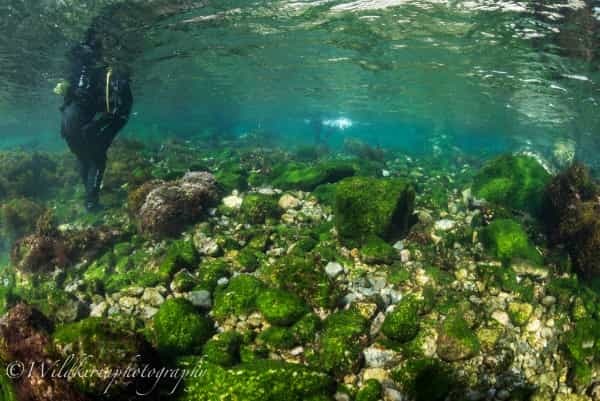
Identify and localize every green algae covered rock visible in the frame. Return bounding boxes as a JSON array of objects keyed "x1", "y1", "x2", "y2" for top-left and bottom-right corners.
[
  {"x1": 472, "y1": 154, "x2": 550, "y2": 215},
  {"x1": 257, "y1": 326, "x2": 297, "y2": 350},
  {"x1": 256, "y1": 312, "x2": 320, "y2": 352},
  {"x1": 177, "y1": 359, "x2": 333, "y2": 401},
  {"x1": 291, "y1": 312, "x2": 321, "y2": 343},
  {"x1": 507, "y1": 302, "x2": 533, "y2": 327},
  {"x1": 212, "y1": 275, "x2": 265, "y2": 320},
  {"x1": 312, "y1": 308, "x2": 368, "y2": 376},
  {"x1": 196, "y1": 259, "x2": 231, "y2": 292},
  {"x1": 12, "y1": 278, "x2": 85, "y2": 324},
  {"x1": 356, "y1": 379, "x2": 382, "y2": 401},
  {"x1": 235, "y1": 247, "x2": 262, "y2": 272},
  {"x1": 215, "y1": 164, "x2": 248, "y2": 193},
  {"x1": 334, "y1": 177, "x2": 415, "y2": 247},
  {"x1": 240, "y1": 194, "x2": 282, "y2": 224},
  {"x1": 564, "y1": 318, "x2": 600, "y2": 390},
  {"x1": 159, "y1": 239, "x2": 199, "y2": 281},
  {"x1": 273, "y1": 161, "x2": 356, "y2": 191},
  {"x1": 0, "y1": 197, "x2": 43, "y2": 241},
  {"x1": 259, "y1": 255, "x2": 337, "y2": 309},
  {"x1": 436, "y1": 314, "x2": 480, "y2": 362},
  {"x1": 381, "y1": 295, "x2": 420, "y2": 343},
  {"x1": 53, "y1": 317, "x2": 161, "y2": 397},
  {"x1": 392, "y1": 358, "x2": 457, "y2": 401},
  {"x1": 256, "y1": 288, "x2": 308, "y2": 326},
  {"x1": 312, "y1": 183, "x2": 338, "y2": 206},
  {"x1": 84, "y1": 247, "x2": 162, "y2": 294},
  {"x1": 148, "y1": 298, "x2": 213, "y2": 358},
  {"x1": 481, "y1": 219, "x2": 542, "y2": 264},
  {"x1": 360, "y1": 235, "x2": 397, "y2": 264},
  {"x1": 202, "y1": 331, "x2": 243, "y2": 367}
]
